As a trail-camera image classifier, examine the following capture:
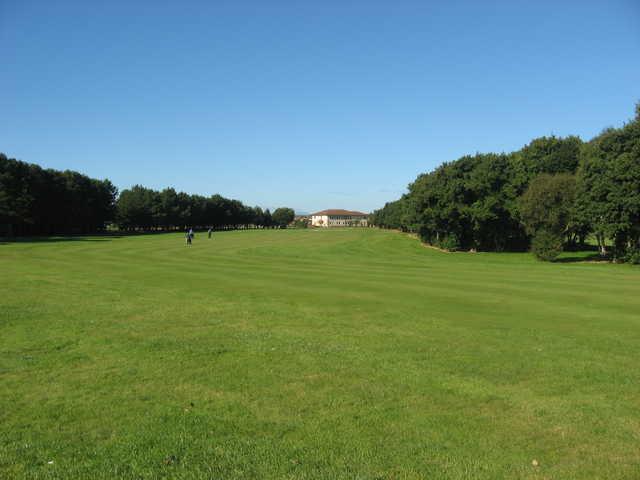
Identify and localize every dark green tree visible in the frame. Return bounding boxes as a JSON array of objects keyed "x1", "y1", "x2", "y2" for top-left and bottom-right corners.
[
  {"x1": 517, "y1": 135, "x2": 582, "y2": 177},
  {"x1": 116, "y1": 185, "x2": 156, "y2": 230},
  {"x1": 575, "y1": 107, "x2": 640, "y2": 259},
  {"x1": 519, "y1": 173, "x2": 577, "y2": 238},
  {"x1": 263, "y1": 209, "x2": 273, "y2": 228},
  {"x1": 272, "y1": 207, "x2": 295, "y2": 227},
  {"x1": 252, "y1": 206, "x2": 265, "y2": 227},
  {"x1": 0, "y1": 153, "x2": 117, "y2": 235},
  {"x1": 518, "y1": 173, "x2": 577, "y2": 261}
]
